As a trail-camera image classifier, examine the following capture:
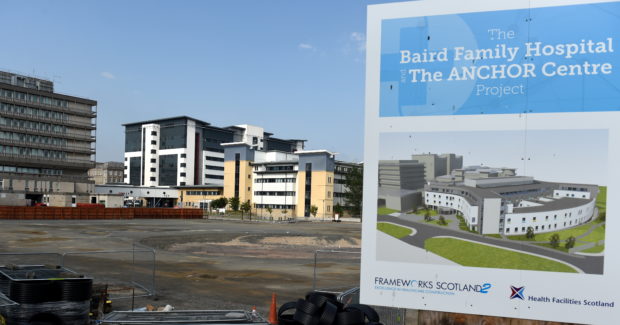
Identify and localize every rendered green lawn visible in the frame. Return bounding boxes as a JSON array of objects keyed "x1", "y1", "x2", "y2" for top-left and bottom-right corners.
[
  {"x1": 377, "y1": 222, "x2": 412, "y2": 239},
  {"x1": 377, "y1": 207, "x2": 399, "y2": 215},
  {"x1": 424, "y1": 218, "x2": 453, "y2": 226},
  {"x1": 597, "y1": 186, "x2": 607, "y2": 213},
  {"x1": 582, "y1": 245, "x2": 605, "y2": 253},
  {"x1": 577, "y1": 224, "x2": 605, "y2": 245},
  {"x1": 416, "y1": 208, "x2": 438, "y2": 217},
  {"x1": 425, "y1": 238, "x2": 578, "y2": 273}
]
